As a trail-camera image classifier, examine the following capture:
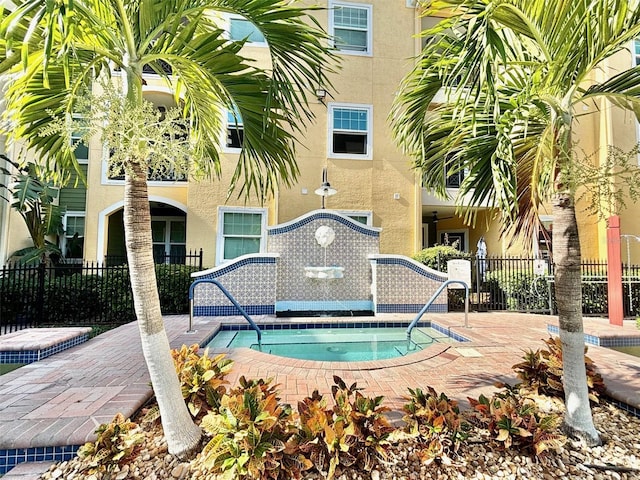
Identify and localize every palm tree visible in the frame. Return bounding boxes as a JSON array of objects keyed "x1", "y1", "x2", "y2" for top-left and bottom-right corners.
[
  {"x1": 0, "y1": 0, "x2": 335, "y2": 457},
  {"x1": 391, "y1": 0, "x2": 640, "y2": 445}
]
